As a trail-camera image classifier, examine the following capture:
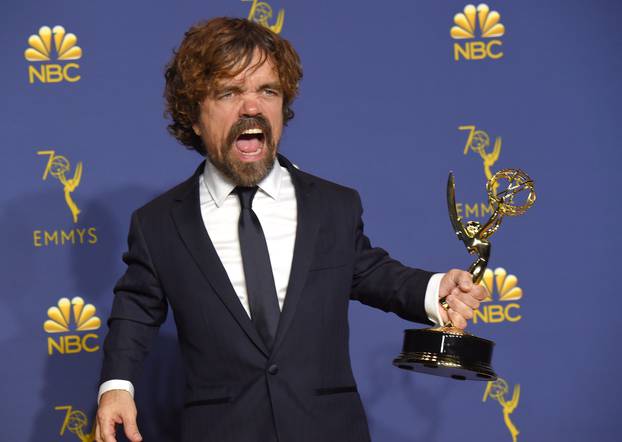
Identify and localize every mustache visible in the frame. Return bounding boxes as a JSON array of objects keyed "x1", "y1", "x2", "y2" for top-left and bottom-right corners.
[{"x1": 225, "y1": 116, "x2": 273, "y2": 148}]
